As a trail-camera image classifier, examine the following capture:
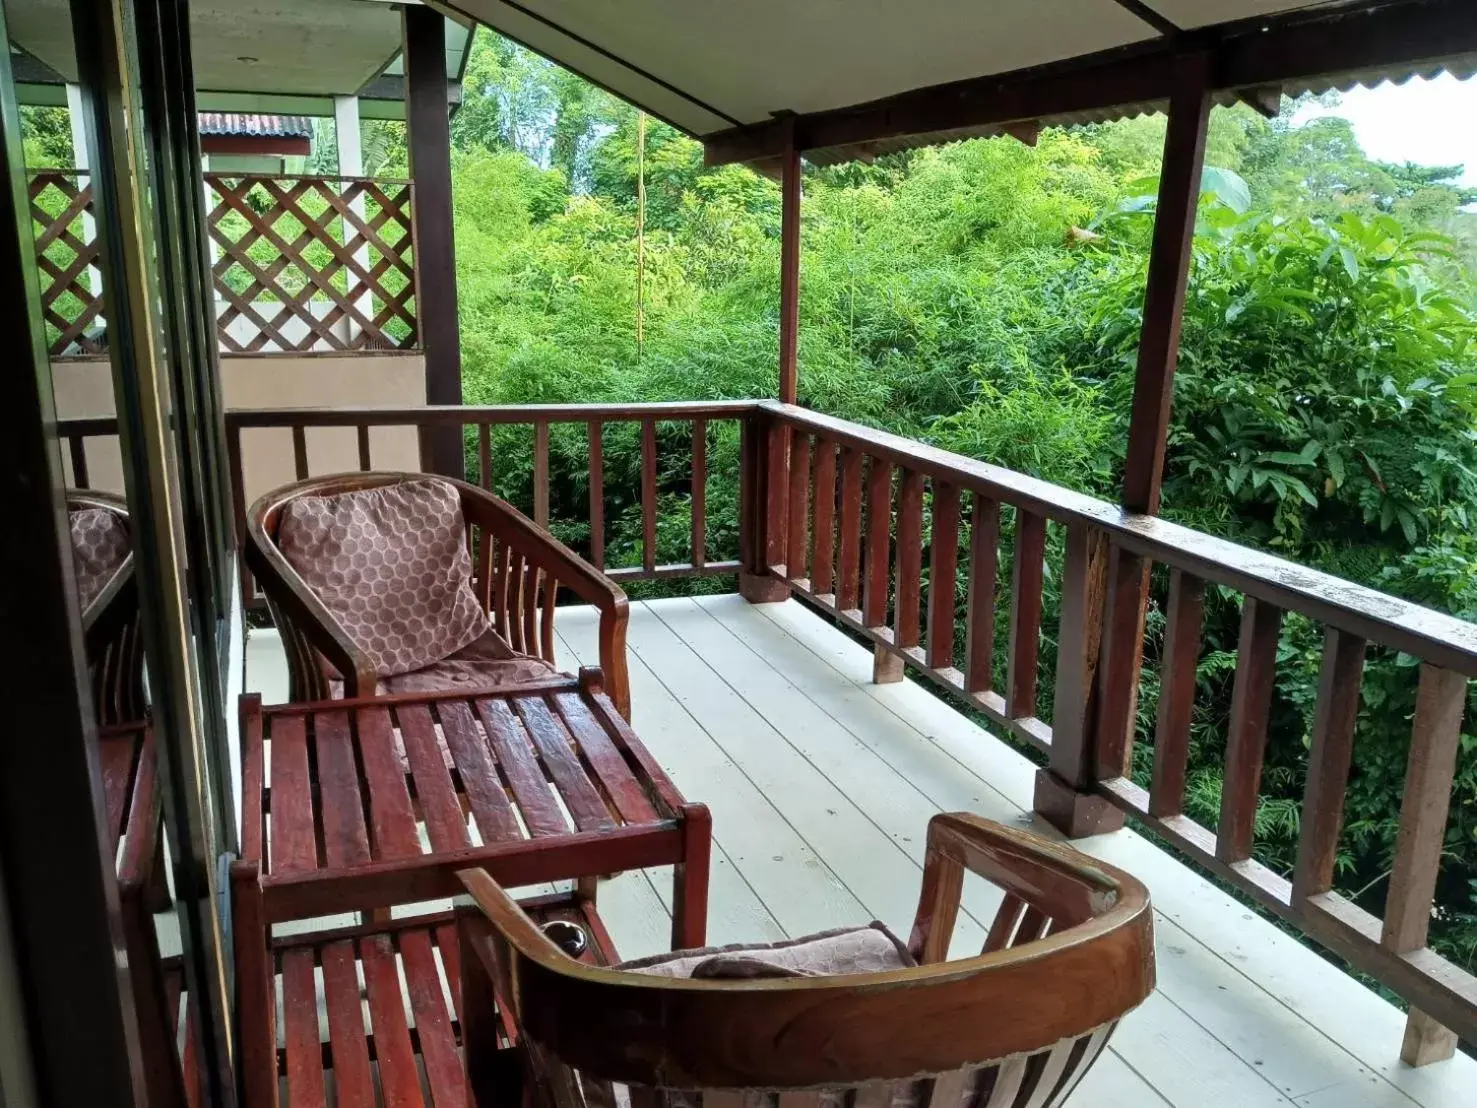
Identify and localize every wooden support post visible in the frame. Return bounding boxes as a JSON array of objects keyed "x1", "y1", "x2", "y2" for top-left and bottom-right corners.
[
  {"x1": 739, "y1": 411, "x2": 789, "y2": 603},
  {"x1": 1122, "y1": 51, "x2": 1212, "y2": 516},
  {"x1": 404, "y1": 6, "x2": 463, "y2": 479},
  {"x1": 1033, "y1": 525, "x2": 1121, "y2": 838},
  {"x1": 778, "y1": 117, "x2": 801, "y2": 405},
  {"x1": 1034, "y1": 52, "x2": 1211, "y2": 836}
]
